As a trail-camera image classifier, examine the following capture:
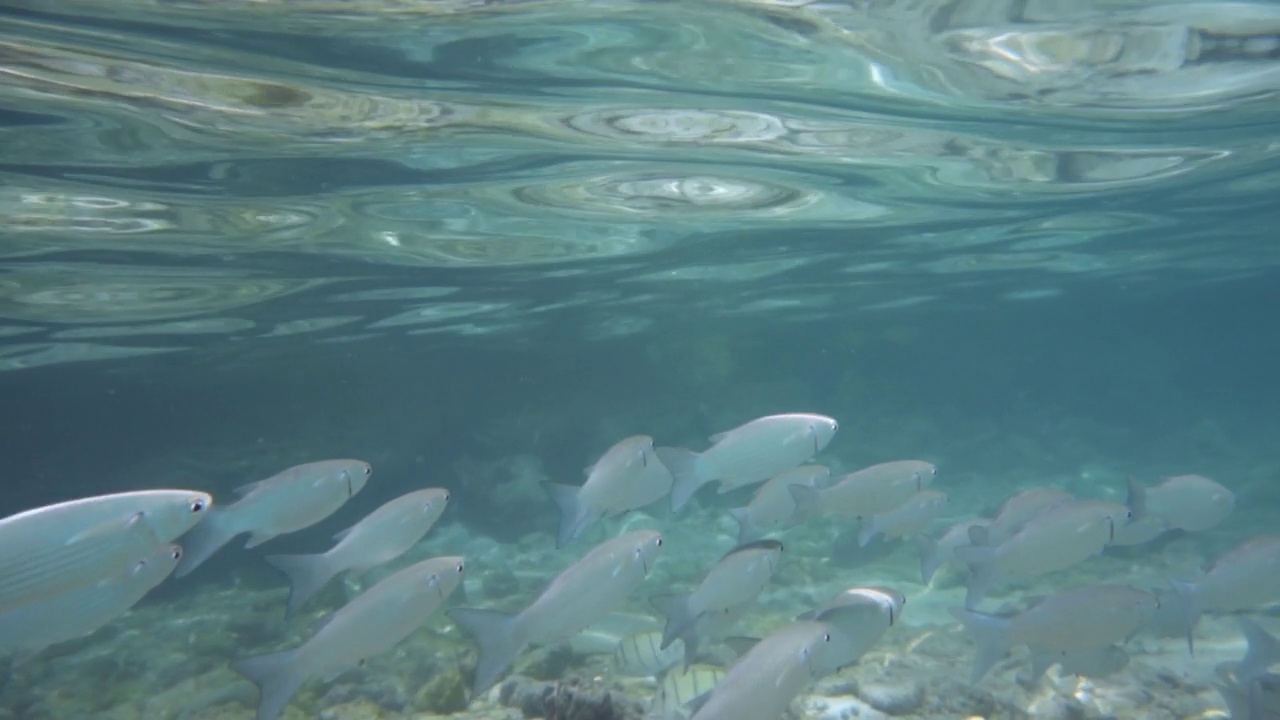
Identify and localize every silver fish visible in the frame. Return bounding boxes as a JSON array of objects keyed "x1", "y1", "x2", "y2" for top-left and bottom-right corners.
[
  {"x1": 688, "y1": 620, "x2": 830, "y2": 720},
  {"x1": 1128, "y1": 474, "x2": 1235, "y2": 532},
  {"x1": 232, "y1": 555, "x2": 464, "y2": 720},
  {"x1": 544, "y1": 435, "x2": 673, "y2": 548},
  {"x1": 982, "y1": 487, "x2": 1075, "y2": 546},
  {"x1": 788, "y1": 460, "x2": 936, "y2": 523},
  {"x1": 858, "y1": 490, "x2": 948, "y2": 547},
  {"x1": 917, "y1": 519, "x2": 988, "y2": 585},
  {"x1": 175, "y1": 459, "x2": 371, "y2": 578},
  {"x1": 727, "y1": 466, "x2": 829, "y2": 545},
  {"x1": 0, "y1": 489, "x2": 210, "y2": 613},
  {"x1": 956, "y1": 498, "x2": 1131, "y2": 609},
  {"x1": 650, "y1": 664, "x2": 726, "y2": 720},
  {"x1": 950, "y1": 584, "x2": 1157, "y2": 682},
  {"x1": 799, "y1": 586, "x2": 904, "y2": 676},
  {"x1": 449, "y1": 530, "x2": 664, "y2": 696},
  {"x1": 1171, "y1": 534, "x2": 1280, "y2": 653},
  {"x1": 0, "y1": 543, "x2": 182, "y2": 659},
  {"x1": 264, "y1": 487, "x2": 449, "y2": 617},
  {"x1": 615, "y1": 630, "x2": 684, "y2": 677},
  {"x1": 653, "y1": 540, "x2": 782, "y2": 658},
  {"x1": 658, "y1": 414, "x2": 838, "y2": 511}
]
